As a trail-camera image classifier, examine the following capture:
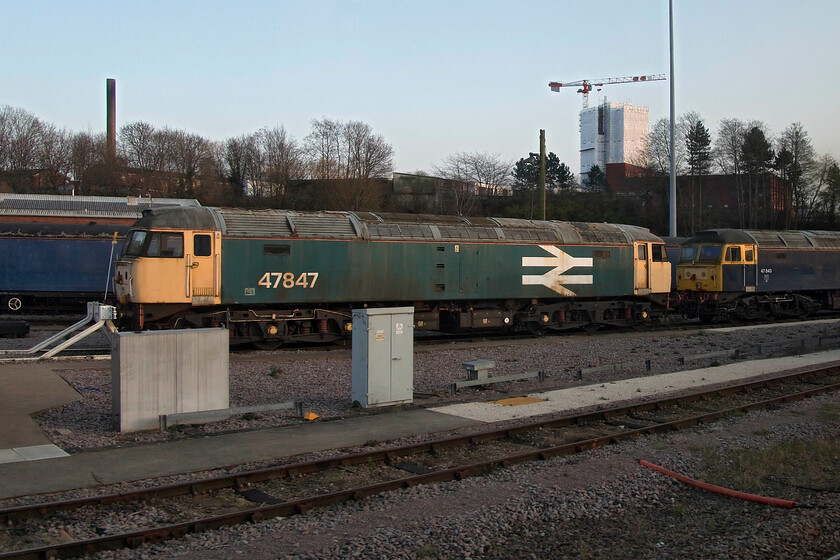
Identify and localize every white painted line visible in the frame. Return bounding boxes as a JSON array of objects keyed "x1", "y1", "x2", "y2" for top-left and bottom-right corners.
[
  {"x1": 432, "y1": 349, "x2": 840, "y2": 424},
  {"x1": 10, "y1": 444, "x2": 69, "y2": 461}
]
